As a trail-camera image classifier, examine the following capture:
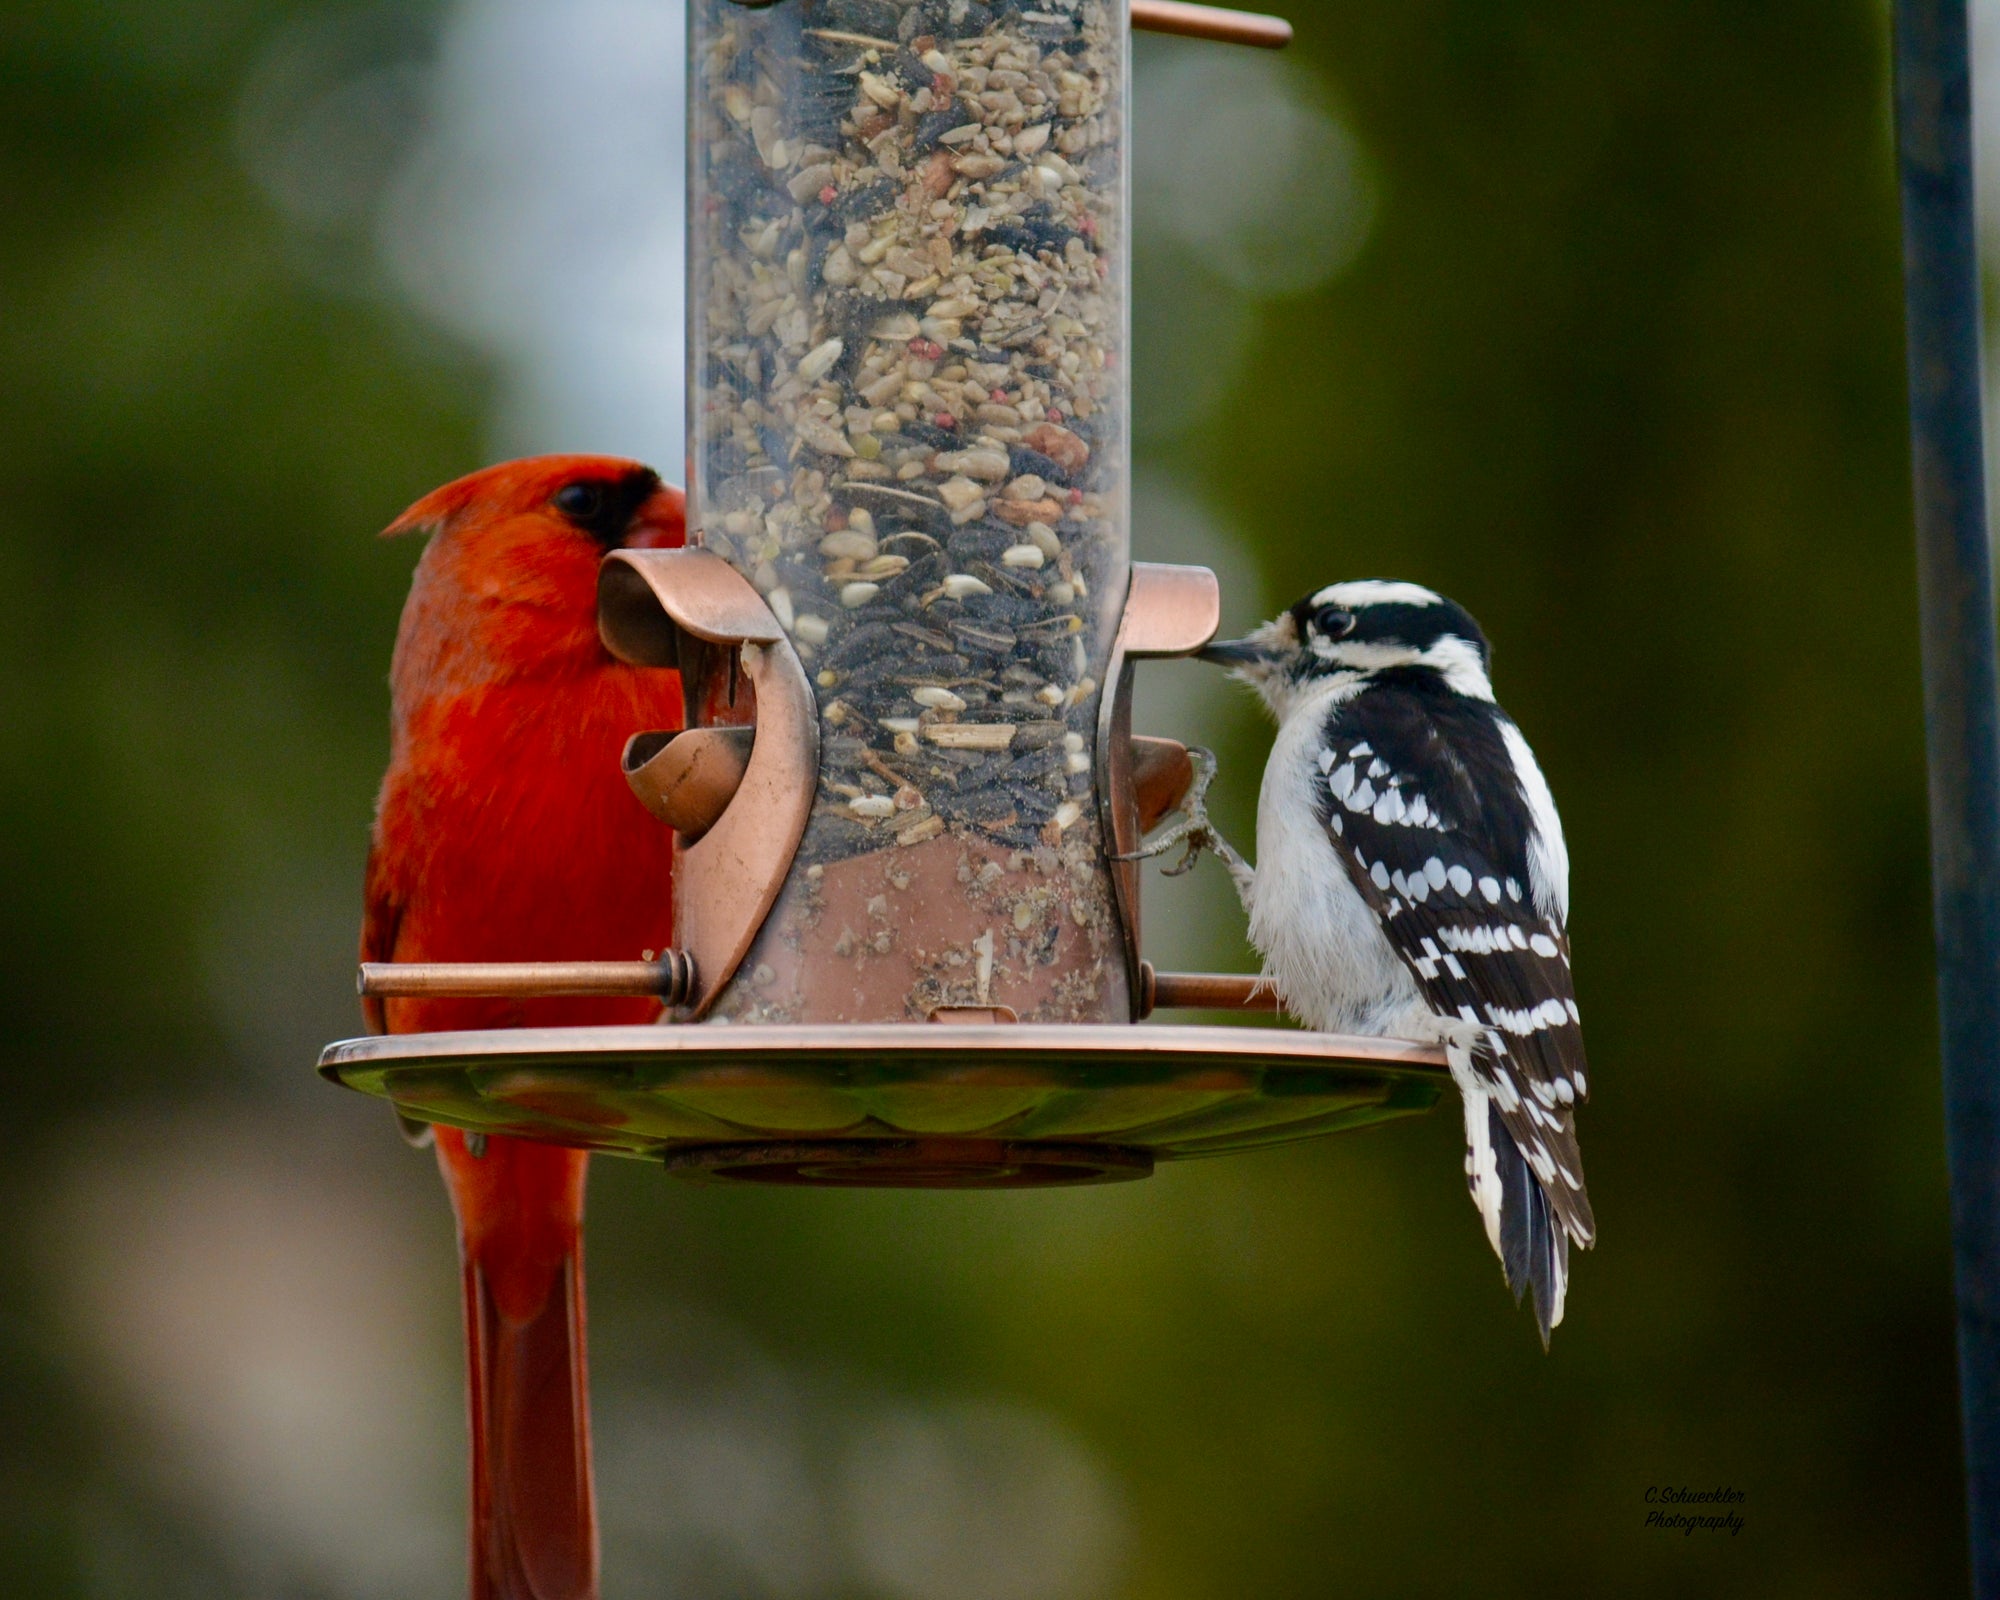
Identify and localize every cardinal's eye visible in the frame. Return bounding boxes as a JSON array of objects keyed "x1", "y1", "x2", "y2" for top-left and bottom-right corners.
[
  {"x1": 1312, "y1": 605, "x2": 1354, "y2": 639},
  {"x1": 554, "y1": 482, "x2": 606, "y2": 522}
]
